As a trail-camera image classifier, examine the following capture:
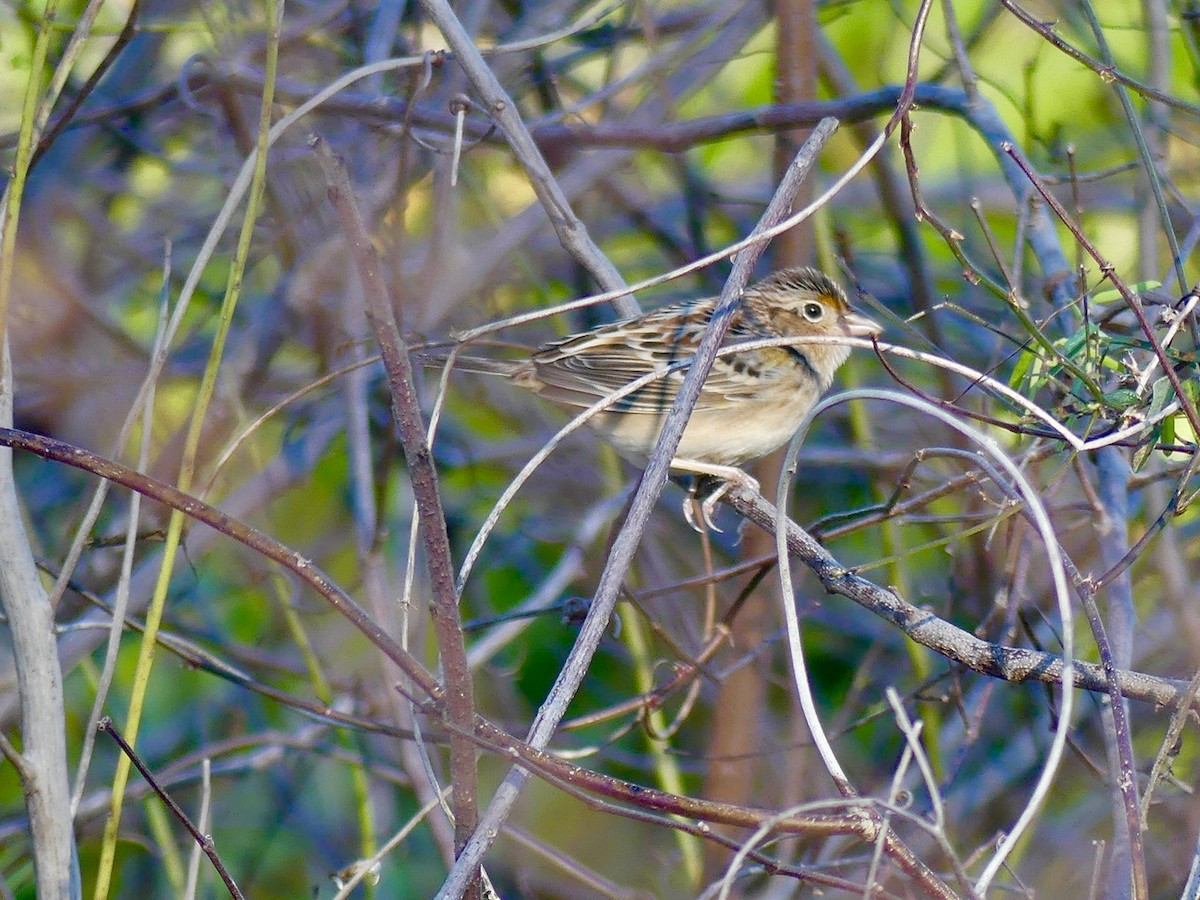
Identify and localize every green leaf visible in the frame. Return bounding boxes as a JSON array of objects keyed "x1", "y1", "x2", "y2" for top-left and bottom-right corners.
[
  {"x1": 1164, "y1": 412, "x2": 1197, "y2": 461},
  {"x1": 1090, "y1": 281, "x2": 1162, "y2": 305},
  {"x1": 1010, "y1": 347, "x2": 1039, "y2": 390},
  {"x1": 1147, "y1": 376, "x2": 1174, "y2": 420},
  {"x1": 1162, "y1": 411, "x2": 1176, "y2": 448},
  {"x1": 1132, "y1": 435, "x2": 1156, "y2": 471},
  {"x1": 1057, "y1": 328, "x2": 1089, "y2": 361},
  {"x1": 1102, "y1": 388, "x2": 1139, "y2": 410},
  {"x1": 1013, "y1": 345, "x2": 1056, "y2": 394}
]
